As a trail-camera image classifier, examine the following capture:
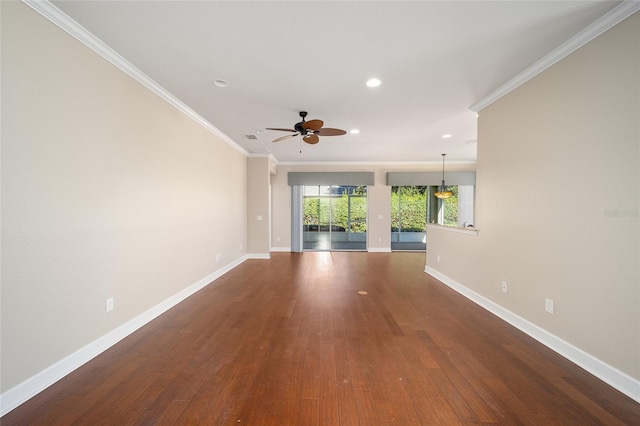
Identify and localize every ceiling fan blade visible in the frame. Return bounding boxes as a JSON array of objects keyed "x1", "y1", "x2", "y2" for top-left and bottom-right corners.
[
  {"x1": 303, "y1": 134, "x2": 319, "y2": 144},
  {"x1": 266, "y1": 128, "x2": 297, "y2": 132},
  {"x1": 317, "y1": 128, "x2": 347, "y2": 136},
  {"x1": 273, "y1": 133, "x2": 299, "y2": 142},
  {"x1": 302, "y1": 119, "x2": 324, "y2": 131}
]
